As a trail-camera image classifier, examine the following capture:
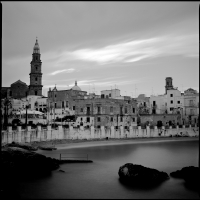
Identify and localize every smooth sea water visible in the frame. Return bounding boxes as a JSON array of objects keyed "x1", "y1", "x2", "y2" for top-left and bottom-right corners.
[{"x1": 18, "y1": 139, "x2": 199, "y2": 199}]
